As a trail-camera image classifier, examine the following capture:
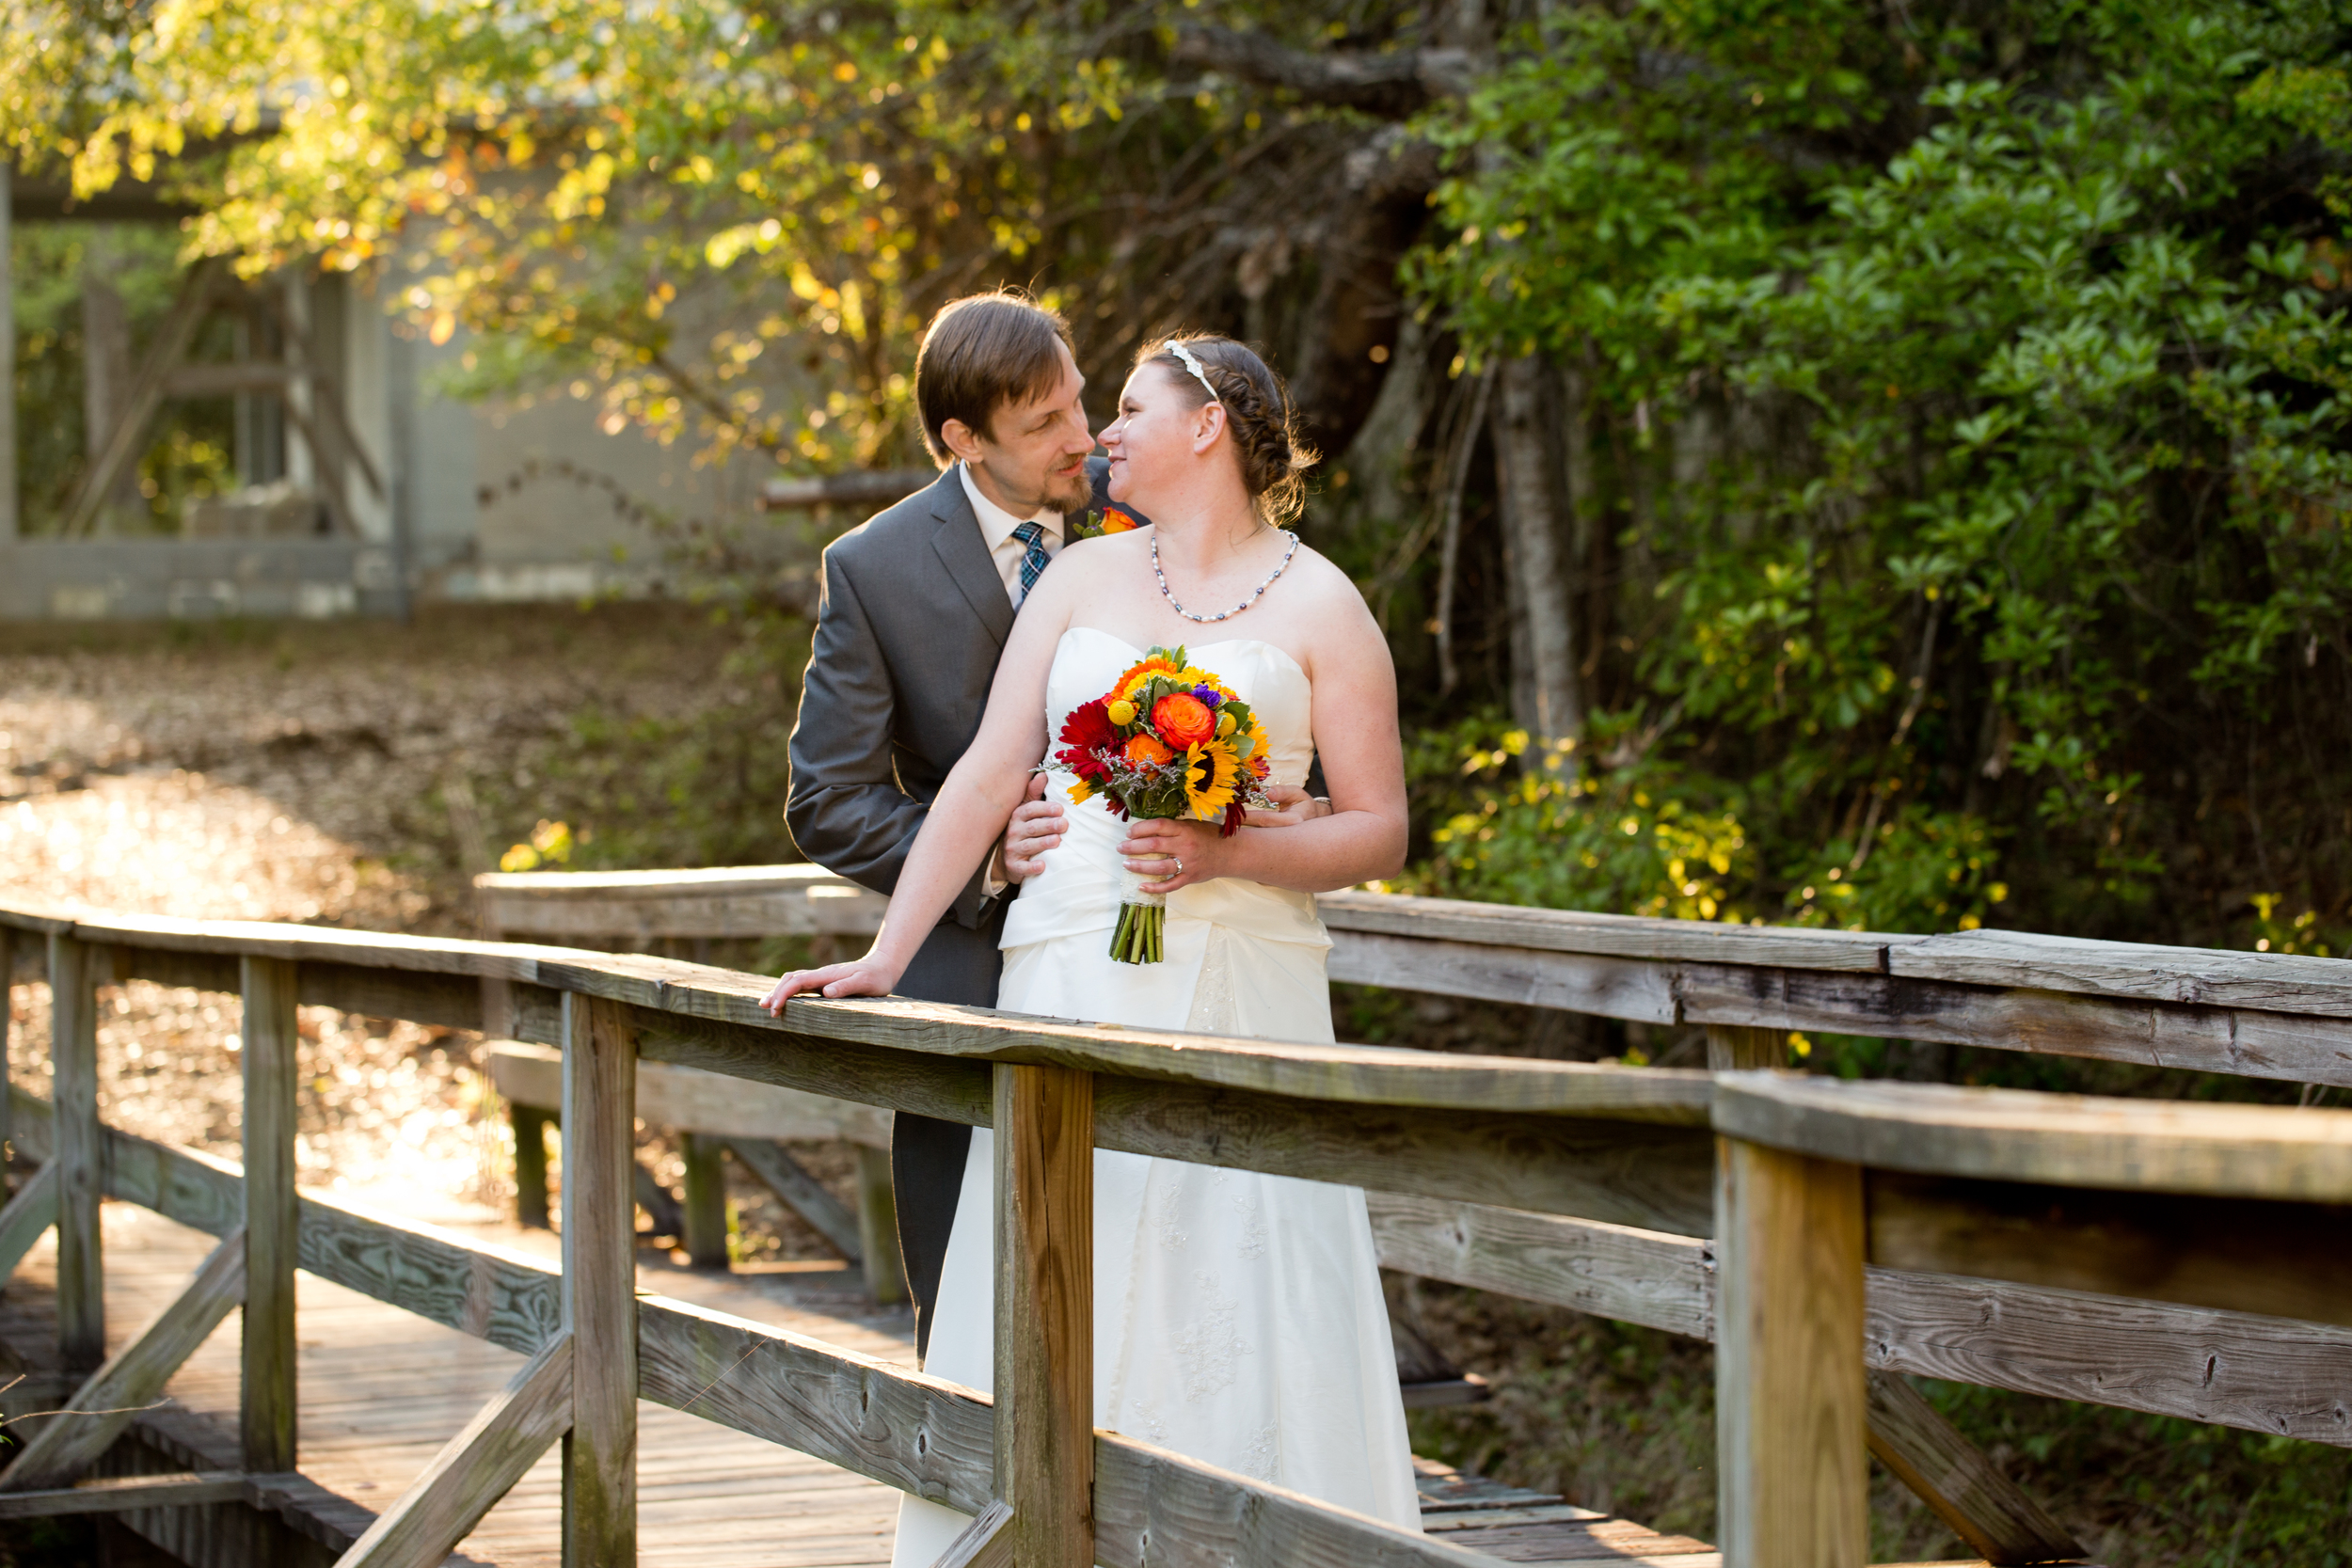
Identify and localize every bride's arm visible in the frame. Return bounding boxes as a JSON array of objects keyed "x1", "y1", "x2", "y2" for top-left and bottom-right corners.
[
  {"x1": 763, "y1": 565, "x2": 1079, "y2": 1005},
  {"x1": 1119, "y1": 559, "x2": 1406, "y2": 895}
]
